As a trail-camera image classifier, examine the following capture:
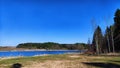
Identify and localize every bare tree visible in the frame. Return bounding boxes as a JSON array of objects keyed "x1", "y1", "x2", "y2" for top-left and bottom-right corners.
[
  {"x1": 95, "y1": 35, "x2": 100, "y2": 55},
  {"x1": 87, "y1": 38, "x2": 91, "y2": 50},
  {"x1": 111, "y1": 26, "x2": 115, "y2": 53},
  {"x1": 91, "y1": 19, "x2": 99, "y2": 55},
  {"x1": 104, "y1": 16, "x2": 111, "y2": 53}
]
